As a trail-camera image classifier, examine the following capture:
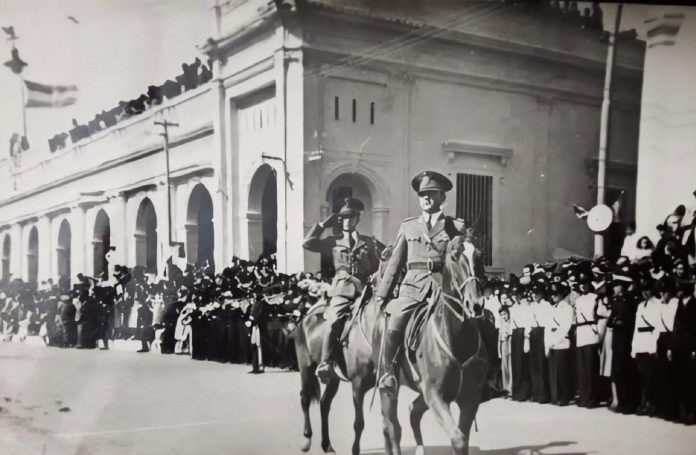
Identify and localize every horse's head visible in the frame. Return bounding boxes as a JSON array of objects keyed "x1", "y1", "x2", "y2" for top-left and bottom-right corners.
[{"x1": 442, "y1": 236, "x2": 483, "y2": 319}]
